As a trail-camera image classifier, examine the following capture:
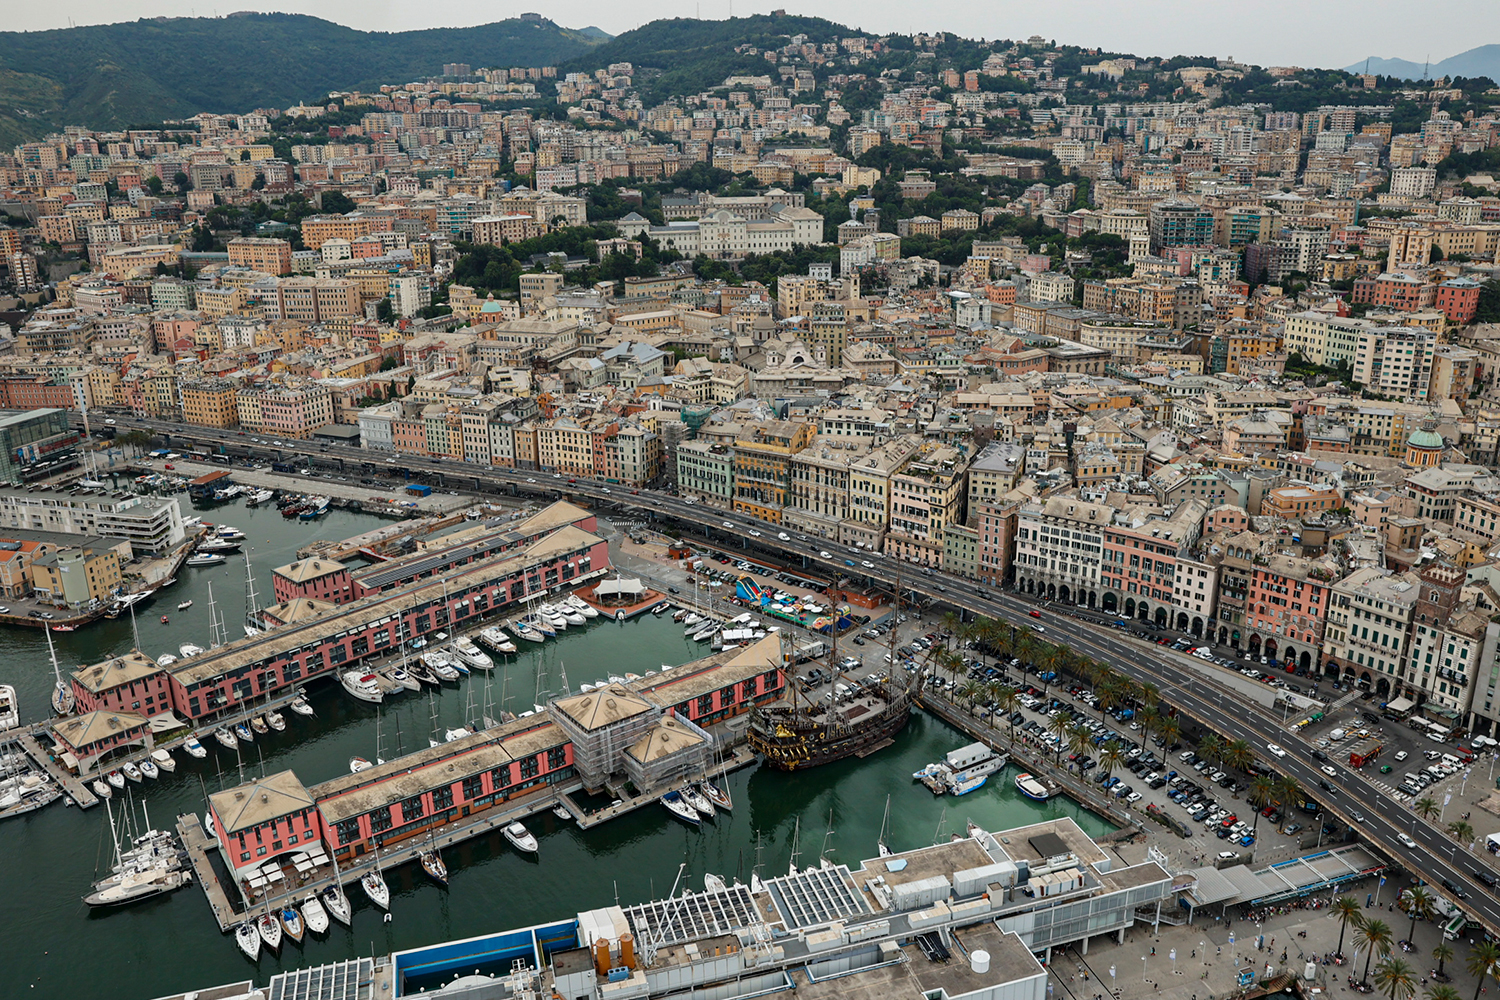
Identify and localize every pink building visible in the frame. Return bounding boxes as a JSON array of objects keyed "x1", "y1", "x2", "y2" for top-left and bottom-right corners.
[{"x1": 1243, "y1": 554, "x2": 1332, "y2": 672}]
